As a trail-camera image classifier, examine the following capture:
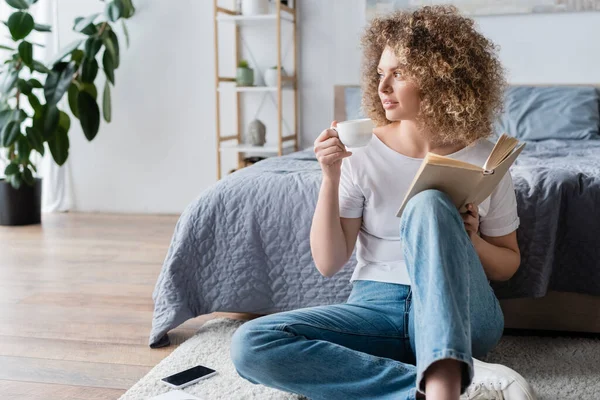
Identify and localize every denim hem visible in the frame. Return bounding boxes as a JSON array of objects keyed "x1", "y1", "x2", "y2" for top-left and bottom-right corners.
[
  {"x1": 416, "y1": 348, "x2": 473, "y2": 396},
  {"x1": 407, "y1": 387, "x2": 418, "y2": 400}
]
